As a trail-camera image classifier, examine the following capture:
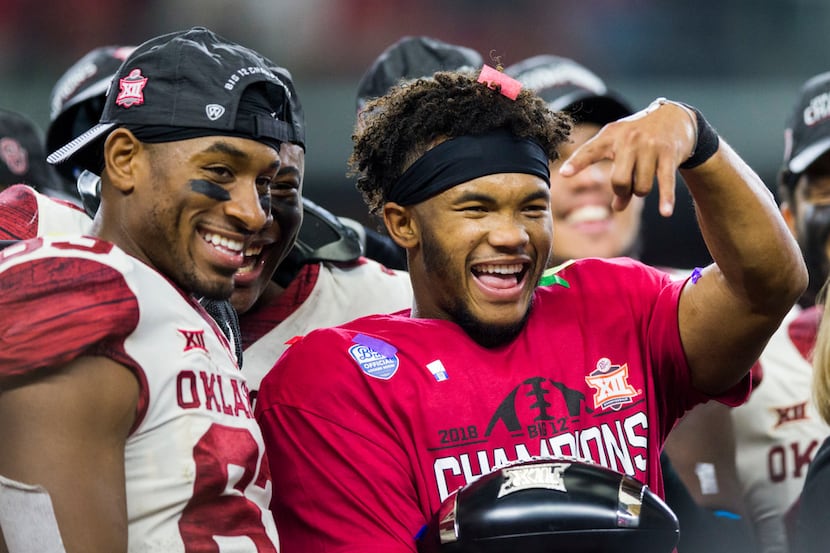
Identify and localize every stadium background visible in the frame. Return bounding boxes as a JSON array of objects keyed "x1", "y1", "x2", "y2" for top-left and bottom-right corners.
[{"x1": 1, "y1": 0, "x2": 827, "y2": 236}]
